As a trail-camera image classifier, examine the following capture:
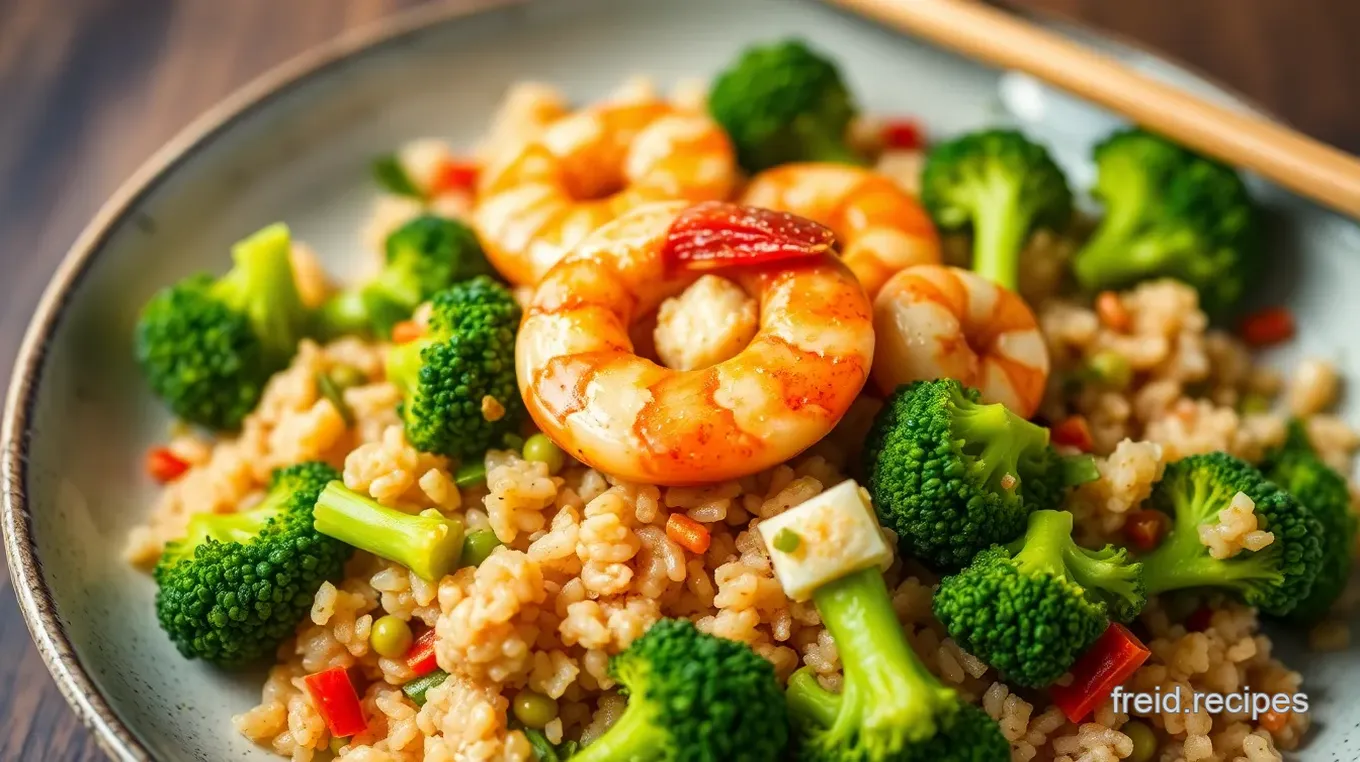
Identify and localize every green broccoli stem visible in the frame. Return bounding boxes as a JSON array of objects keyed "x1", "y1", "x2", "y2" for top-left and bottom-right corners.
[
  {"x1": 1007, "y1": 509, "x2": 1071, "y2": 577},
  {"x1": 1139, "y1": 513, "x2": 1278, "y2": 596},
  {"x1": 951, "y1": 394, "x2": 1050, "y2": 494},
  {"x1": 800, "y1": 567, "x2": 951, "y2": 745},
  {"x1": 212, "y1": 222, "x2": 307, "y2": 363},
  {"x1": 317, "y1": 289, "x2": 374, "y2": 339},
  {"x1": 312, "y1": 482, "x2": 464, "y2": 581},
  {"x1": 785, "y1": 667, "x2": 841, "y2": 727},
  {"x1": 570, "y1": 697, "x2": 665, "y2": 762},
  {"x1": 970, "y1": 185, "x2": 1032, "y2": 291}
]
